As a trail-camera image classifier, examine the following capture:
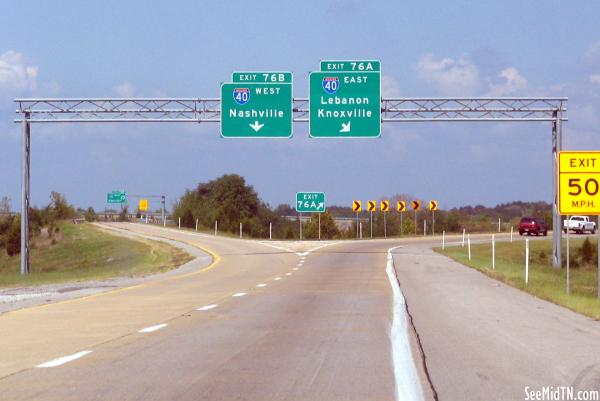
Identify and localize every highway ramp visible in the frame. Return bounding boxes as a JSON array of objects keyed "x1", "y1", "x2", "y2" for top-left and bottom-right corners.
[{"x1": 0, "y1": 224, "x2": 598, "y2": 400}]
